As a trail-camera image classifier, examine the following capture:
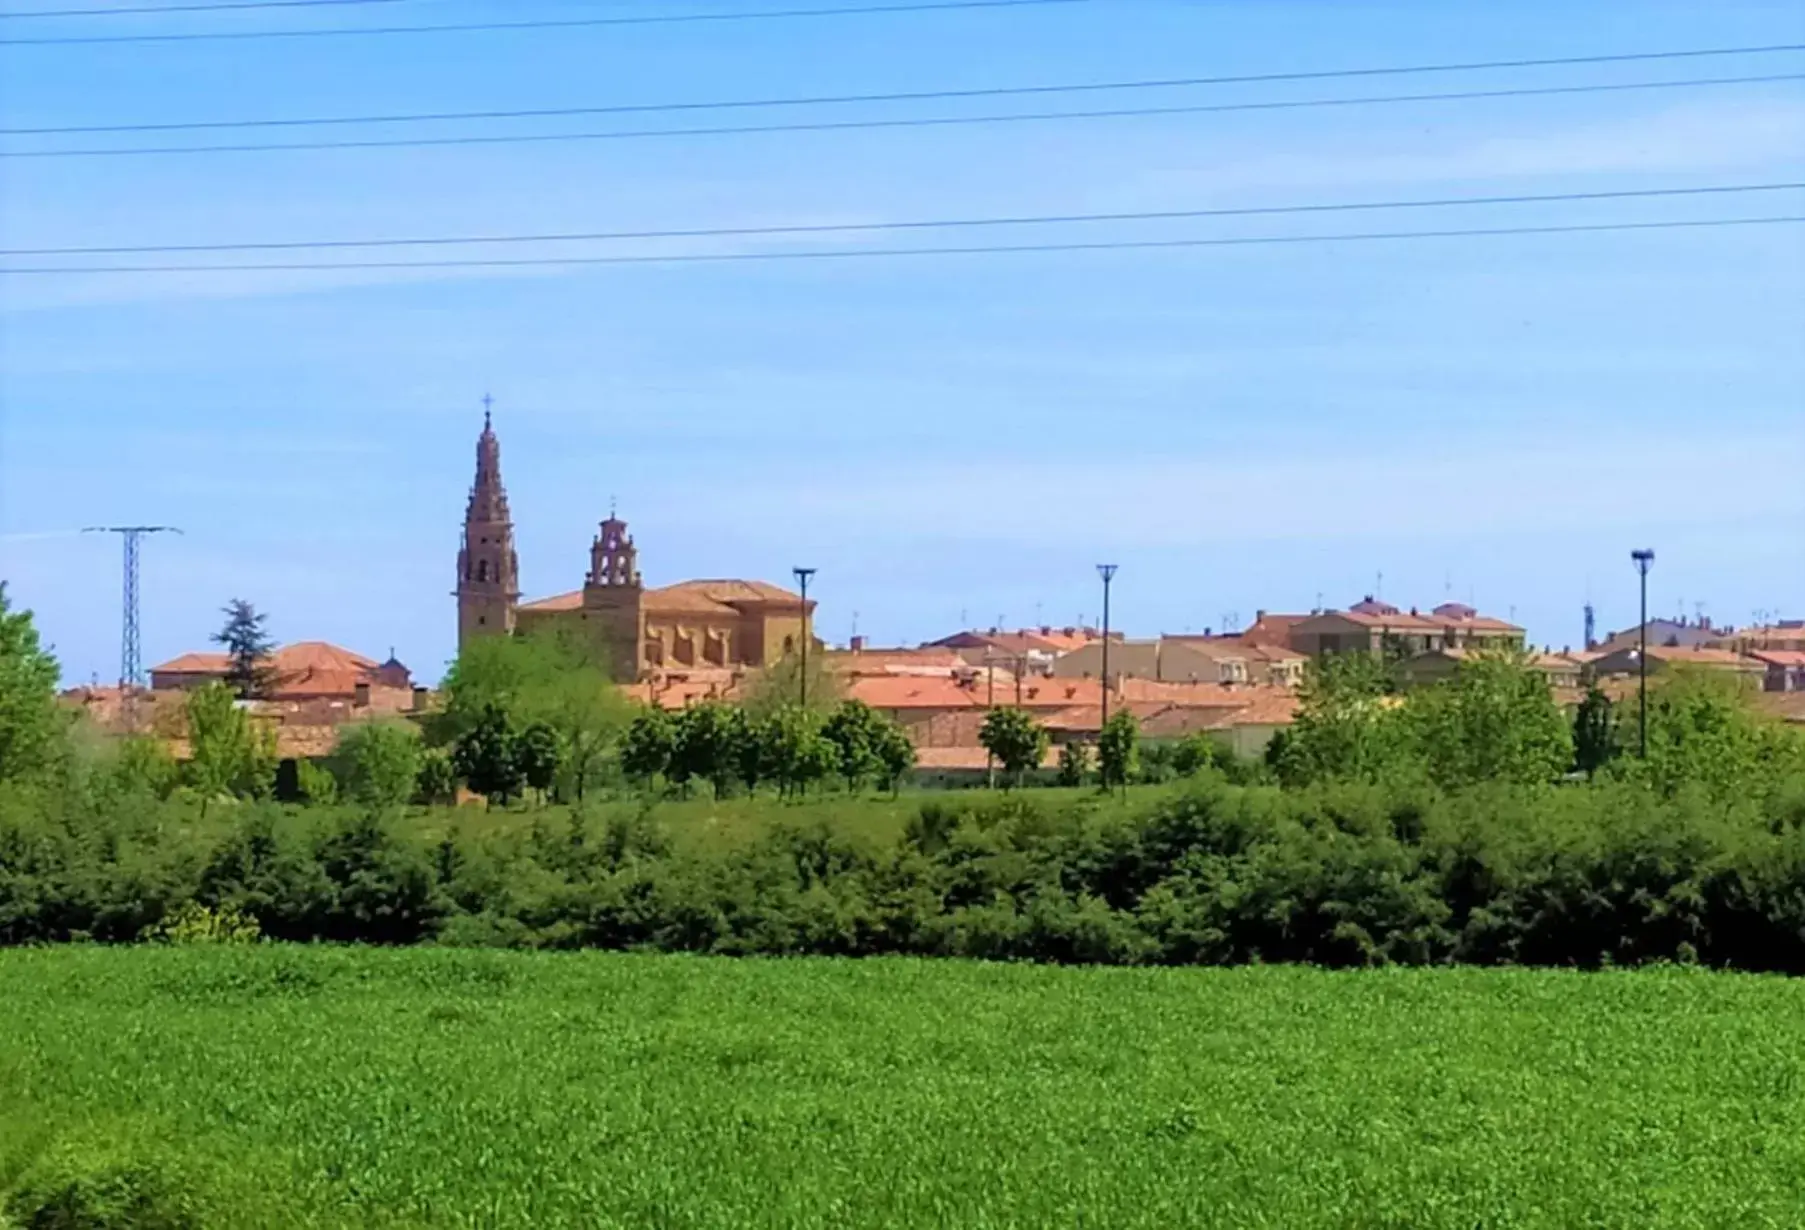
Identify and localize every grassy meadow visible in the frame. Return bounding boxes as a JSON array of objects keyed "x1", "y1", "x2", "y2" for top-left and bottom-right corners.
[{"x1": 5, "y1": 948, "x2": 1804, "y2": 1229}]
